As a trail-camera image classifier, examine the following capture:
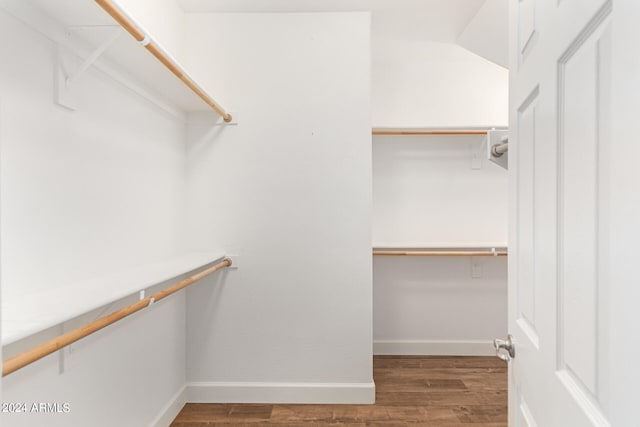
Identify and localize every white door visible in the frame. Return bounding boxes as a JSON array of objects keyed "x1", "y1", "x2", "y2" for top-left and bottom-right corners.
[{"x1": 507, "y1": 0, "x2": 640, "y2": 426}]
